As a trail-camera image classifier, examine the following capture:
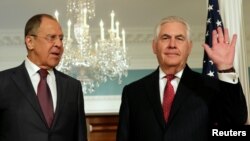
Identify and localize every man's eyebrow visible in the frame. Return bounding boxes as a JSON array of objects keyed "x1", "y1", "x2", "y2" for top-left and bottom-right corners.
[
  {"x1": 160, "y1": 34, "x2": 170, "y2": 38},
  {"x1": 175, "y1": 34, "x2": 186, "y2": 38},
  {"x1": 160, "y1": 34, "x2": 185, "y2": 38}
]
